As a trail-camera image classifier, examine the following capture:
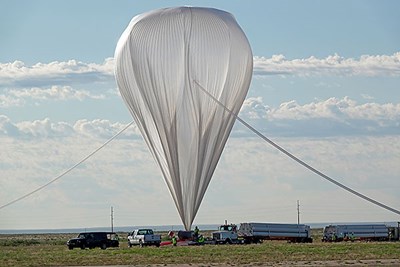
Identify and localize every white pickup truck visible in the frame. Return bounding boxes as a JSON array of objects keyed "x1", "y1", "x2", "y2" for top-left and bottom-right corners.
[{"x1": 127, "y1": 229, "x2": 161, "y2": 247}]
